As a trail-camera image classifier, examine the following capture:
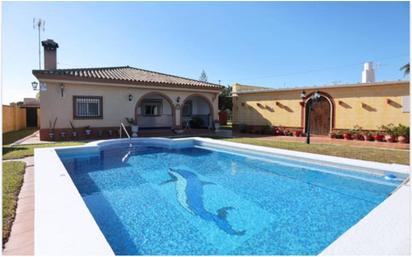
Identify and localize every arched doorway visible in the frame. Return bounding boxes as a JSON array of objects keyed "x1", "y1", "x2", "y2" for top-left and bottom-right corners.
[
  {"x1": 181, "y1": 94, "x2": 214, "y2": 129},
  {"x1": 304, "y1": 94, "x2": 333, "y2": 135},
  {"x1": 135, "y1": 92, "x2": 175, "y2": 129}
]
